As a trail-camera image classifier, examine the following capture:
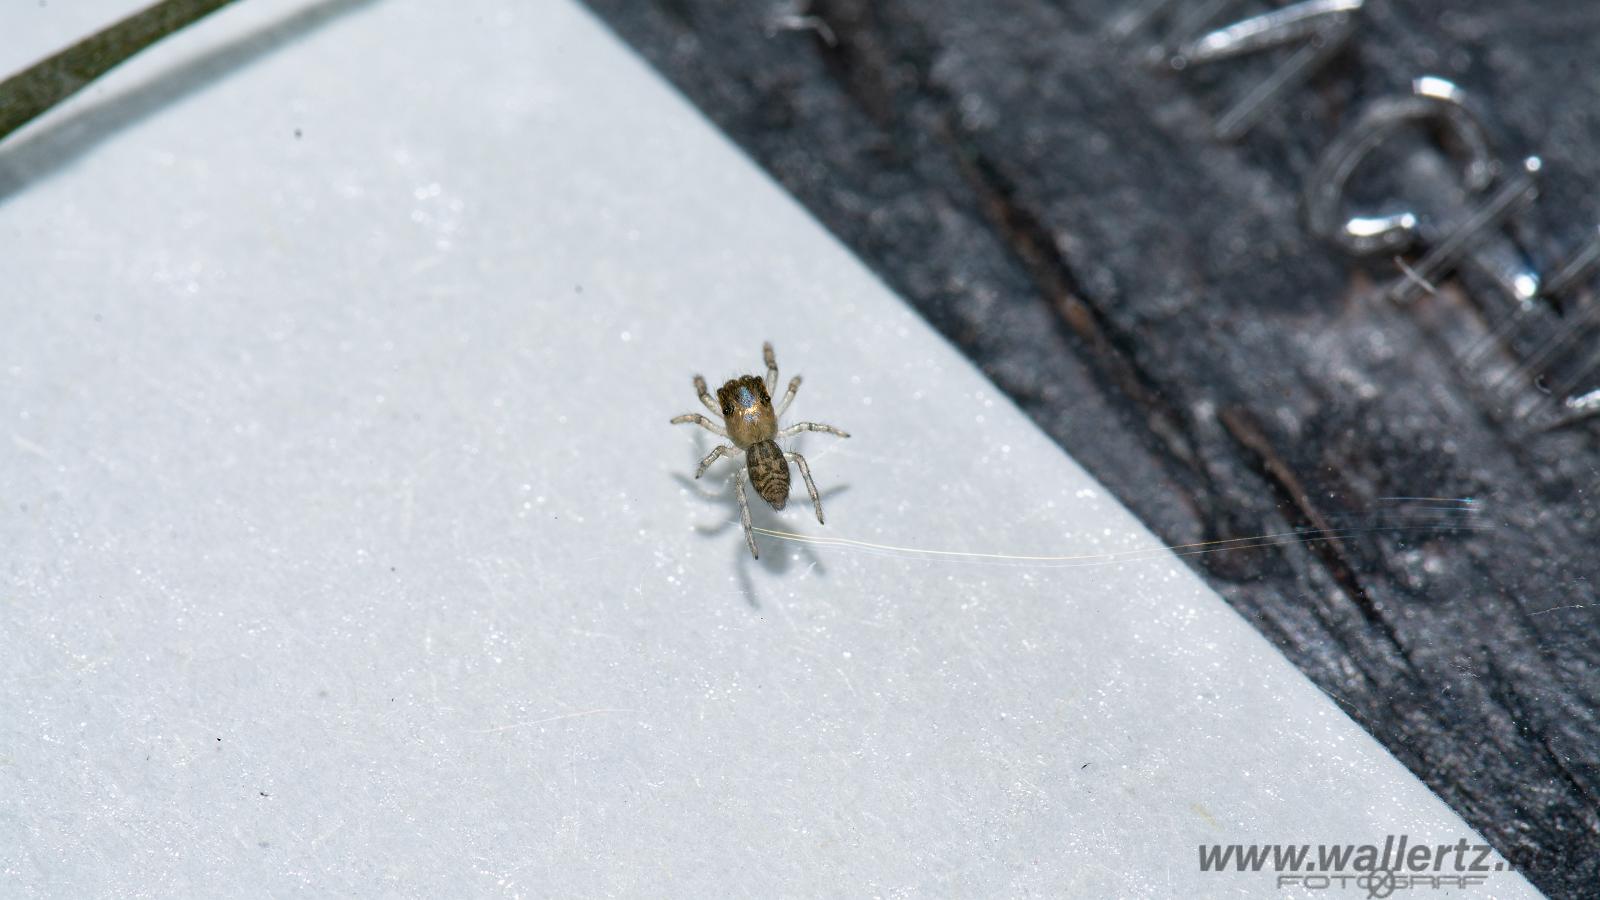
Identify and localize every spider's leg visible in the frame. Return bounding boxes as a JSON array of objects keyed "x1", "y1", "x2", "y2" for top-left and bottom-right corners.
[
  {"x1": 777, "y1": 421, "x2": 850, "y2": 440},
  {"x1": 670, "y1": 412, "x2": 727, "y2": 437},
  {"x1": 734, "y1": 468, "x2": 759, "y2": 558},
  {"x1": 775, "y1": 375, "x2": 802, "y2": 418},
  {"x1": 763, "y1": 342, "x2": 779, "y2": 394},
  {"x1": 785, "y1": 451, "x2": 824, "y2": 525},
  {"x1": 694, "y1": 444, "x2": 740, "y2": 479},
  {"x1": 693, "y1": 375, "x2": 718, "y2": 414}
]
